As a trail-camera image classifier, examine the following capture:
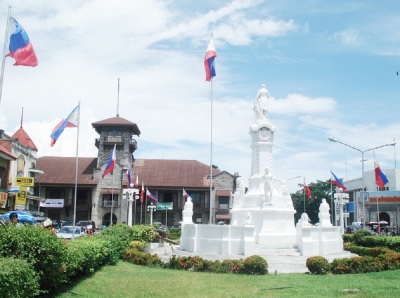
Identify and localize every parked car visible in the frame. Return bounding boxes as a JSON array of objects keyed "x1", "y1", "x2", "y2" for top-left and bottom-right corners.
[
  {"x1": 60, "y1": 220, "x2": 73, "y2": 227},
  {"x1": 345, "y1": 224, "x2": 378, "y2": 235},
  {"x1": 56, "y1": 226, "x2": 86, "y2": 240},
  {"x1": 76, "y1": 220, "x2": 96, "y2": 234}
]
